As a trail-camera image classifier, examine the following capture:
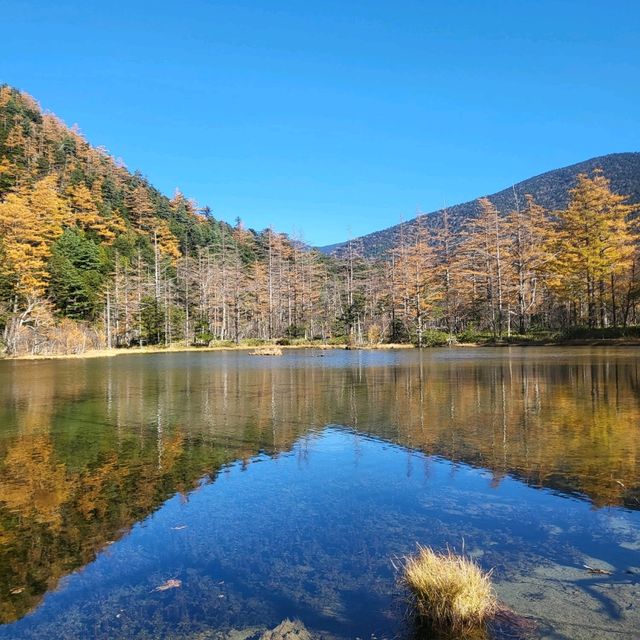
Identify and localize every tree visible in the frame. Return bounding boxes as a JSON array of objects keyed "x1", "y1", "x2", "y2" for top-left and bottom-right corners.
[
  {"x1": 49, "y1": 228, "x2": 105, "y2": 320},
  {"x1": 458, "y1": 198, "x2": 512, "y2": 336},
  {"x1": 548, "y1": 171, "x2": 636, "y2": 327},
  {"x1": 0, "y1": 176, "x2": 69, "y2": 299},
  {"x1": 507, "y1": 194, "x2": 550, "y2": 334}
]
